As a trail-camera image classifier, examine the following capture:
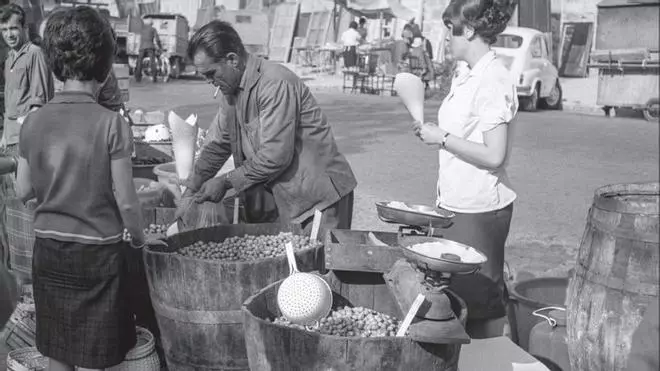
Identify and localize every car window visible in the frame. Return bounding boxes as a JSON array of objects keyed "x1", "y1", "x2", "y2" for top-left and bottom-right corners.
[
  {"x1": 540, "y1": 37, "x2": 549, "y2": 59},
  {"x1": 493, "y1": 34, "x2": 523, "y2": 48},
  {"x1": 530, "y1": 38, "x2": 543, "y2": 58}
]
